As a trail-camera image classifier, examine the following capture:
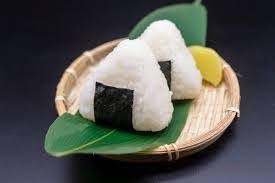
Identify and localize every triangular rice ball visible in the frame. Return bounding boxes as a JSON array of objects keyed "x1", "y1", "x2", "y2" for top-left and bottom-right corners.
[
  {"x1": 140, "y1": 20, "x2": 202, "y2": 100},
  {"x1": 79, "y1": 39, "x2": 173, "y2": 132}
]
